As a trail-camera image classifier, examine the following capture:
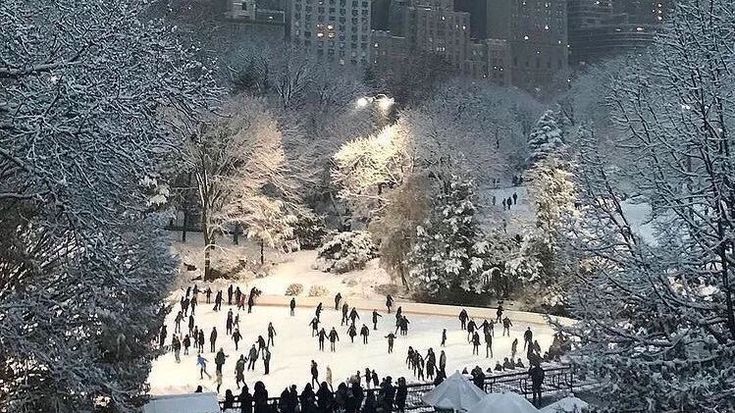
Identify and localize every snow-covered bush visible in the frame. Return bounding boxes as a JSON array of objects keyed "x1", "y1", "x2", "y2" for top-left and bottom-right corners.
[
  {"x1": 285, "y1": 283, "x2": 304, "y2": 296},
  {"x1": 308, "y1": 284, "x2": 328, "y2": 297},
  {"x1": 315, "y1": 231, "x2": 378, "y2": 274},
  {"x1": 291, "y1": 212, "x2": 328, "y2": 250}
]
